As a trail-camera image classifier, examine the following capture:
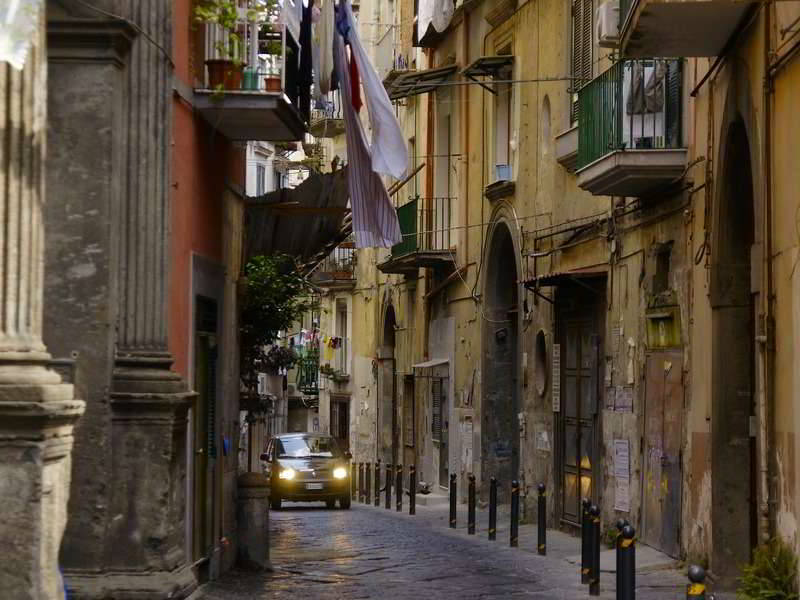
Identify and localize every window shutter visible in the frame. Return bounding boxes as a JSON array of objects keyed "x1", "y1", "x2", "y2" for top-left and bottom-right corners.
[
  {"x1": 431, "y1": 378, "x2": 442, "y2": 442},
  {"x1": 665, "y1": 59, "x2": 682, "y2": 148},
  {"x1": 571, "y1": 0, "x2": 594, "y2": 123}
]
